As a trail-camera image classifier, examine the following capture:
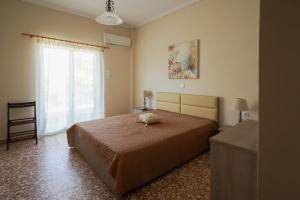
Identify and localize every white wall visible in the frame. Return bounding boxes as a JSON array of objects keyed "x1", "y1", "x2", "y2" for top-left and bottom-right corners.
[{"x1": 134, "y1": 0, "x2": 260, "y2": 126}]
